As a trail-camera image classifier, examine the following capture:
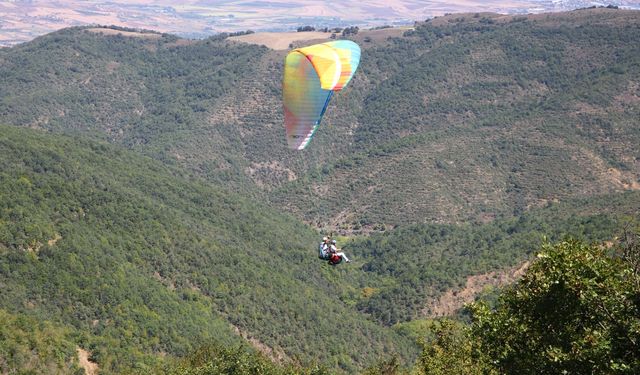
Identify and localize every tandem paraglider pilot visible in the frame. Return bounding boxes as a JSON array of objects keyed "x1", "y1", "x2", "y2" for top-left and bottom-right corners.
[{"x1": 318, "y1": 237, "x2": 351, "y2": 265}]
